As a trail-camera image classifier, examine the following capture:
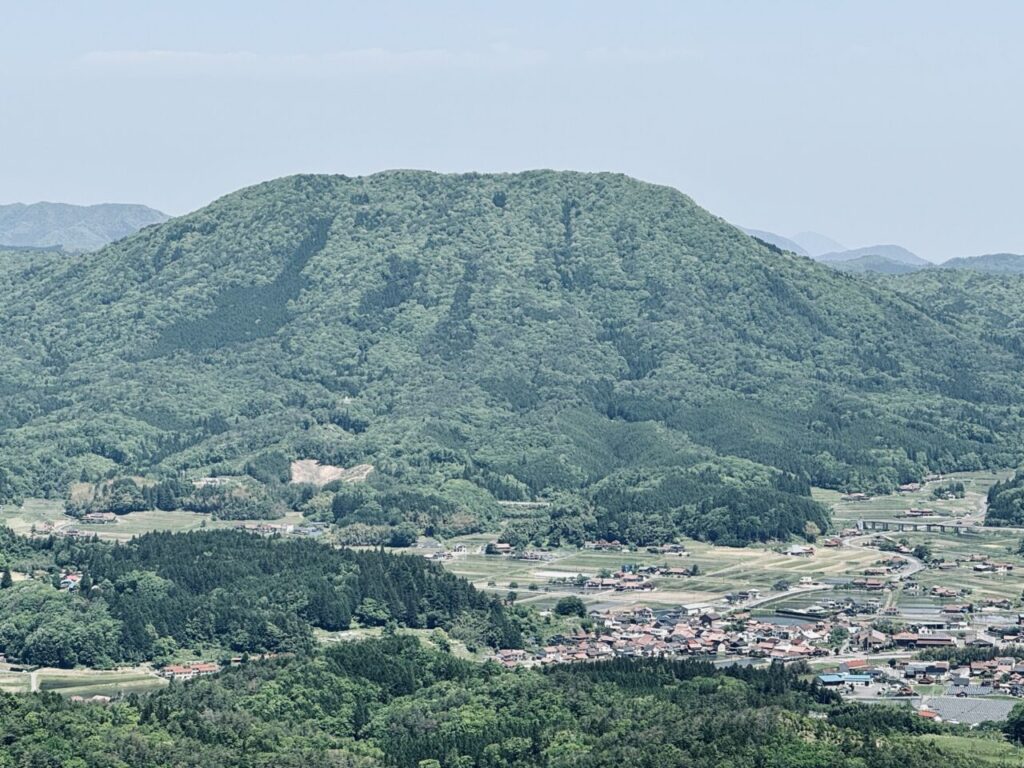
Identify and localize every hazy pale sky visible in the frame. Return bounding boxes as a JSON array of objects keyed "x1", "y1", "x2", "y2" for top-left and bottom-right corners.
[{"x1": 2, "y1": 1, "x2": 1022, "y2": 261}]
